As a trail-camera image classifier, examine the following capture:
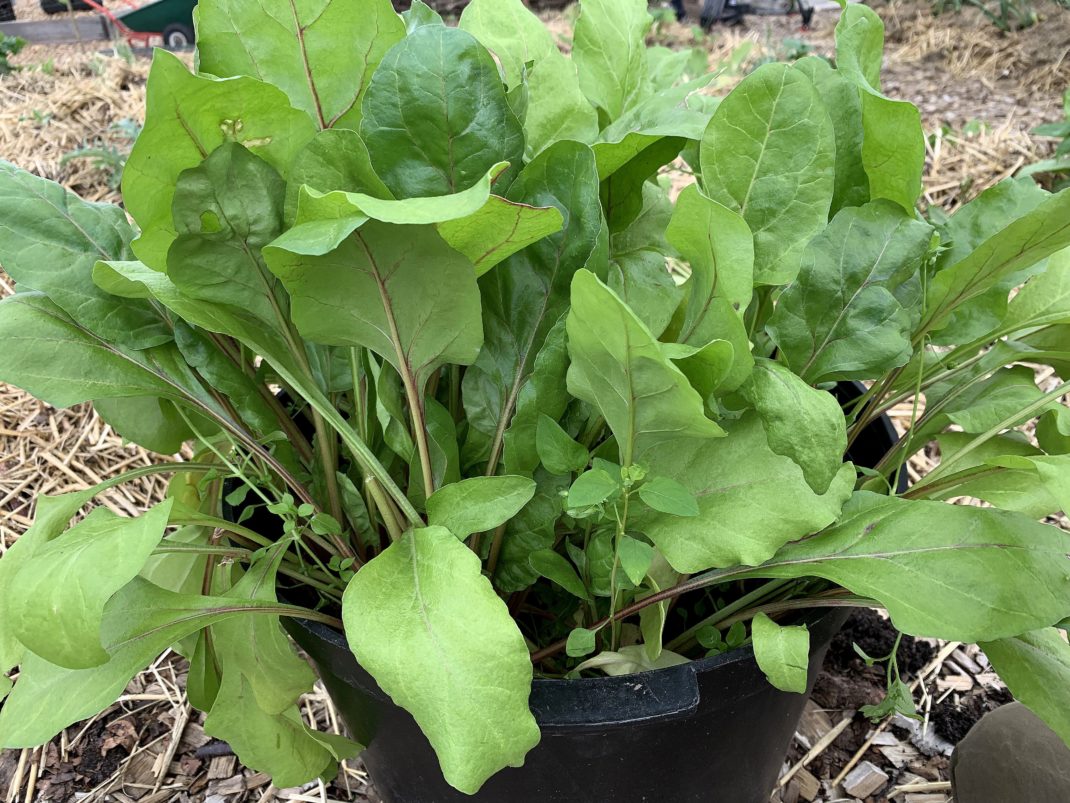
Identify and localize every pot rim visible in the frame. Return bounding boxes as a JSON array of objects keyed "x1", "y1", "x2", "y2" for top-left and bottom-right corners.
[{"x1": 285, "y1": 602, "x2": 850, "y2": 688}]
